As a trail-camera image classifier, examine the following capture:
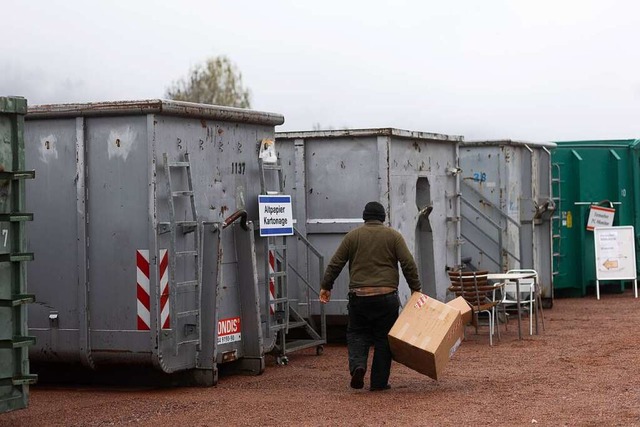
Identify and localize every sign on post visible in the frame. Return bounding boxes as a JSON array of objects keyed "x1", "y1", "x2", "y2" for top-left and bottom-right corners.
[
  {"x1": 258, "y1": 195, "x2": 293, "y2": 237},
  {"x1": 593, "y1": 225, "x2": 638, "y2": 300},
  {"x1": 586, "y1": 205, "x2": 615, "y2": 231}
]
